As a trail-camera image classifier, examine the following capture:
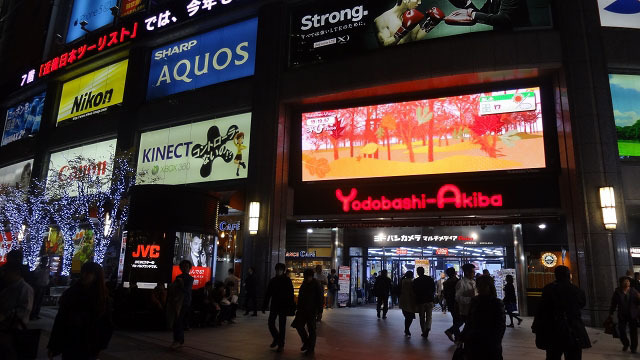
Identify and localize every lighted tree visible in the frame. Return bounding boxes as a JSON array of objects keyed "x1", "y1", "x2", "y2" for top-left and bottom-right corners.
[
  {"x1": 2, "y1": 186, "x2": 27, "y2": 252},
  {"x1": 24, "y1": 180, "x2": 50, "y2": 270}
]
